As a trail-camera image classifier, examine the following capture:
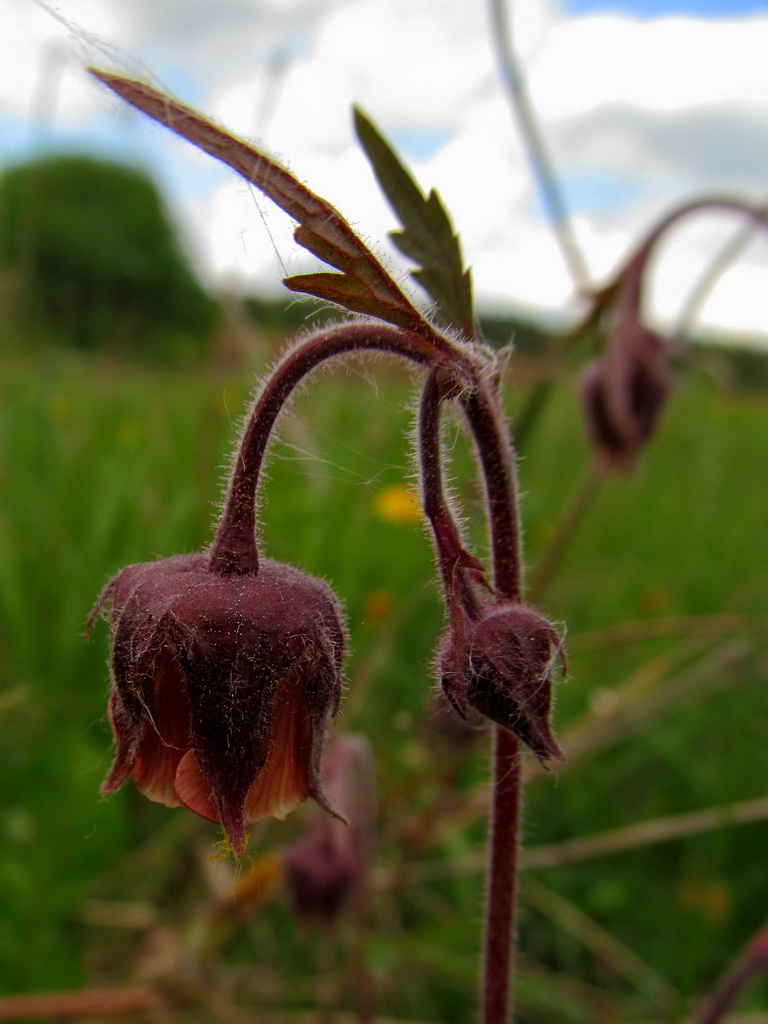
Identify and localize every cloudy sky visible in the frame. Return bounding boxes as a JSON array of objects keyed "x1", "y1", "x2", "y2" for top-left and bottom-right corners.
[{"x1": 3, "y1": 0, "x2": 768, "y2": 341}]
